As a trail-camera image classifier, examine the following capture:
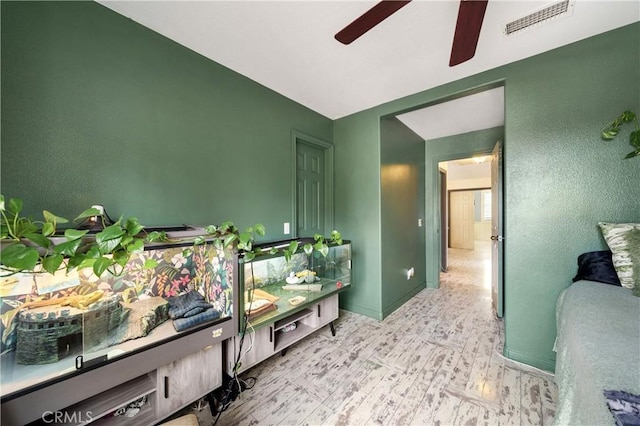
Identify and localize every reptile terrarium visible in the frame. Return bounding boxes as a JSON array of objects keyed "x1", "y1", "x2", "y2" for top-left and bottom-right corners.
[{"x1": 0, "y1": 227, "x2": 238, "y2": 401}]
